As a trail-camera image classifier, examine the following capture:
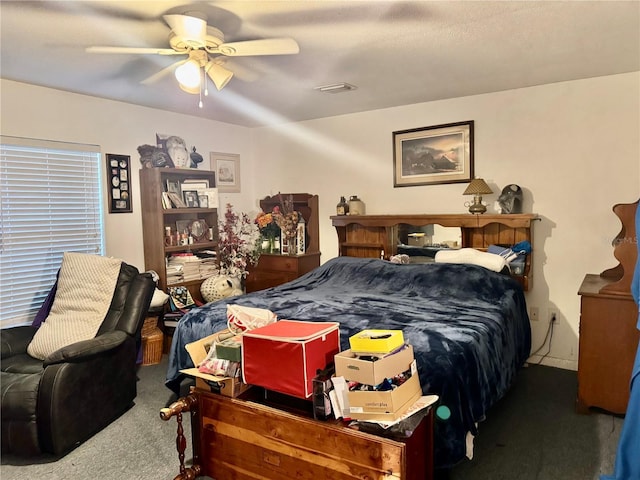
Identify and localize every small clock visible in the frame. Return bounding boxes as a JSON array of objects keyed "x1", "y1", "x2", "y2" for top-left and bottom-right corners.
[{"x1": 190, "y1": 219, "x2": 208, "y2": 241}]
